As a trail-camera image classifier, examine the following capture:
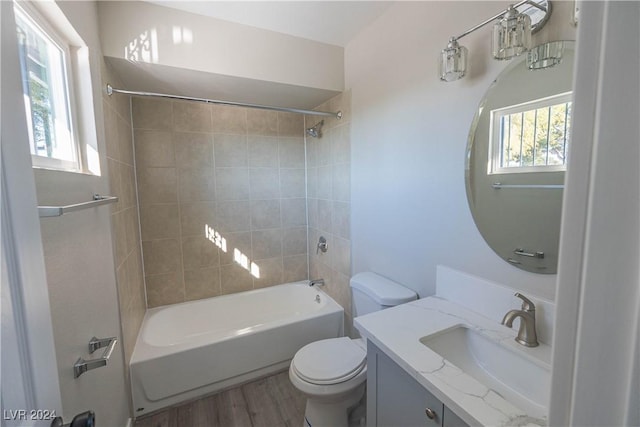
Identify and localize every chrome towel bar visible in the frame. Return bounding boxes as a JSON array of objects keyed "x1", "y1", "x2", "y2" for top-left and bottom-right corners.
[
  {"x1": 38, "y1": 194, "x2": 118, "y2": 217},
  {"x1": 492, "y1": 182, "x2": 564, "y2": 189},
  {"x1": 514, "y1": 248, "x2": 545, "y2": 258}
]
